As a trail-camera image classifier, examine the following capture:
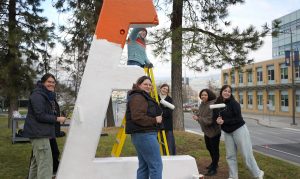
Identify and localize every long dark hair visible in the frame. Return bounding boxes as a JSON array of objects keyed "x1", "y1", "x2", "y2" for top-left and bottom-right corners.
[
  {"x1": 215, "y1": 85, "x2": 234, "y2": 103},
  {"x1": 199, "y1": 89, "x2": 216, "y2": 102},
  {"x1": 160, "y1": 83, "x2": 170, "y2": 93},
  {"x1": 136, "y1": 76, "x2": 151, "y2": 85},
  {"x1": 41, "y1": 73, "x2": 56, "y2": 84}
]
